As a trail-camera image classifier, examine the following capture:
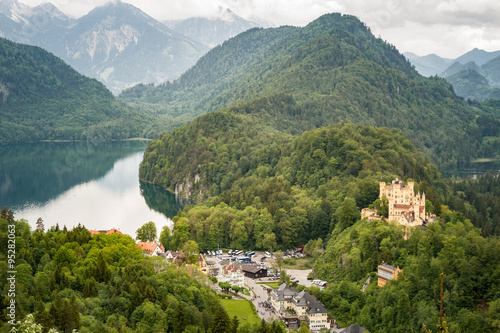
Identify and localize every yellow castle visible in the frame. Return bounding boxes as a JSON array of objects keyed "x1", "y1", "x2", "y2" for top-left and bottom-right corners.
[{"x1": 362, "y1": 178, "x2": 428, "y2": 227}]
